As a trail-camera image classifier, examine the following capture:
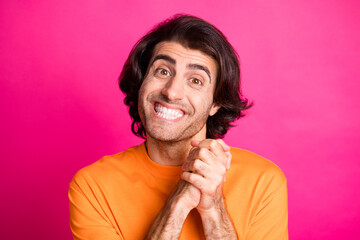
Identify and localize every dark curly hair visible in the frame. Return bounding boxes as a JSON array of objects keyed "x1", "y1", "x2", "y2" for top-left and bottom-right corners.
[{"x1": 119, "y1": 14, "x2": 252, "y2": 139}]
